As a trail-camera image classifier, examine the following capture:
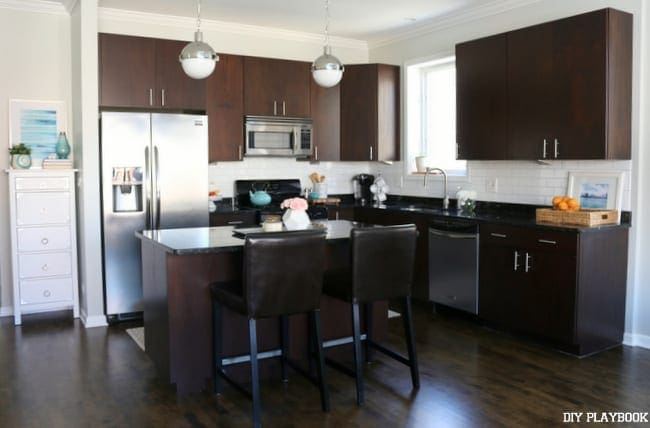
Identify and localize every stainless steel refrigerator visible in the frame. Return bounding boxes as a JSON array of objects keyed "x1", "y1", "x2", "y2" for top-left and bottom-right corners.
[{"x1": 100, "y1": 112, "x2": 208, "y2": 320}]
